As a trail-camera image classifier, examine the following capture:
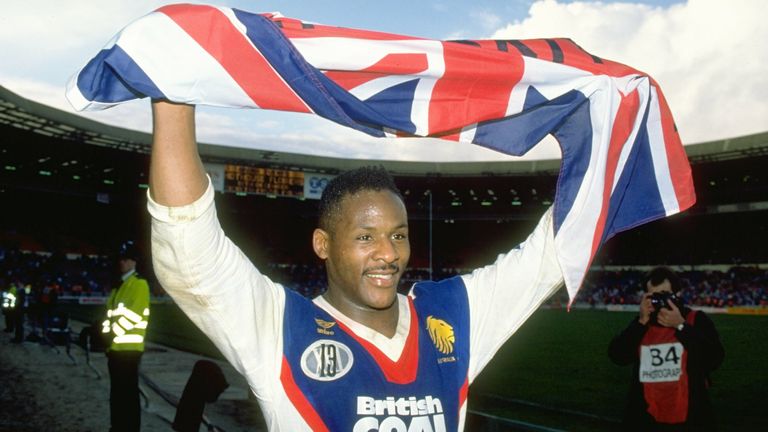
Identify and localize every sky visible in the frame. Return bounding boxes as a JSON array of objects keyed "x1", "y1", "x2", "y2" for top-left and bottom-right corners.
[{"x1": 1, "y1": 0, "x2": 765, "y2": 162}]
